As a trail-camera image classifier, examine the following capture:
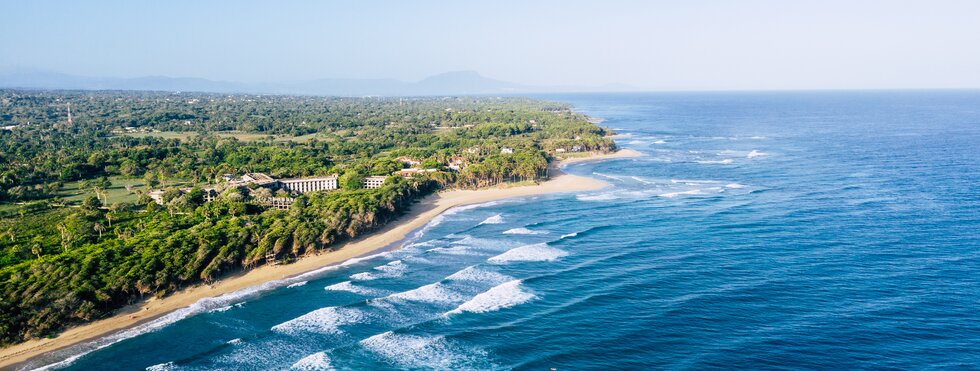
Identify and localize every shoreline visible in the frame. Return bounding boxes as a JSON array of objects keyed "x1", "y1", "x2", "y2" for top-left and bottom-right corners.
[{"x1": 0, "y1": 149, "x2": 642, "y2": 369}]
